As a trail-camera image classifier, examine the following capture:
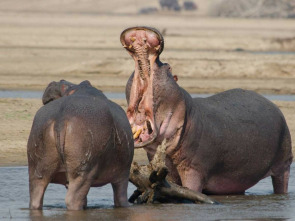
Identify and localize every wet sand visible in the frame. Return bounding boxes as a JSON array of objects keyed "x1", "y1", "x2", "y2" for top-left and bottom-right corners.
[{"x1": 0, "y1": 0, "x2": 295, "y2": 166}]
